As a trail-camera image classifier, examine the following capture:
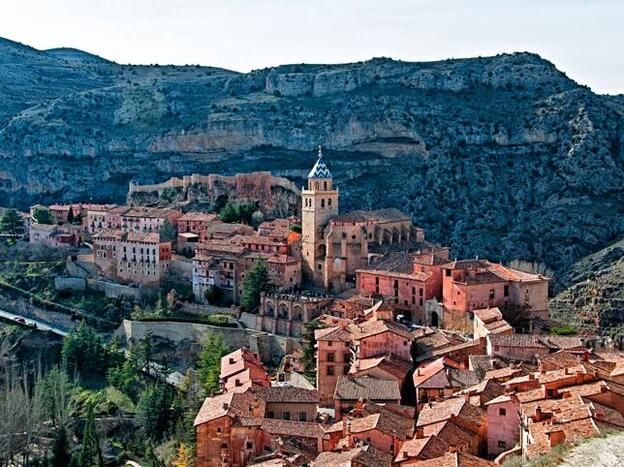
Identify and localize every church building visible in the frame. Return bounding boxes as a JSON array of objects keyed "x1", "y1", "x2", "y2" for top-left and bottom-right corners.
[{"x1": 302, "y1": 148, "x2": 425, "y2": 292}]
